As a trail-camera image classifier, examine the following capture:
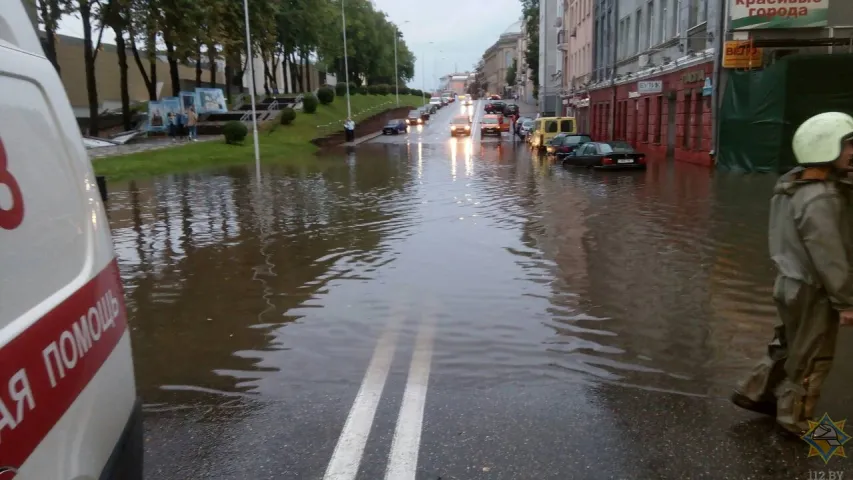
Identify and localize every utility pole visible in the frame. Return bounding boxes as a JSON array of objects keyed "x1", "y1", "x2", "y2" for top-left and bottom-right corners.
[{"x1": 609, "y1": 0, "x2": 618, "y2": 139}]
